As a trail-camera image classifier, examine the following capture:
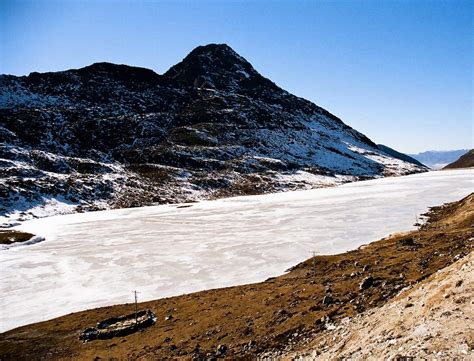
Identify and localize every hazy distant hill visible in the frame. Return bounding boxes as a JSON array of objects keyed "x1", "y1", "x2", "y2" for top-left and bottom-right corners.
[{"x1": 408, "y1": 149, "x2": 470, "y2": 169}]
